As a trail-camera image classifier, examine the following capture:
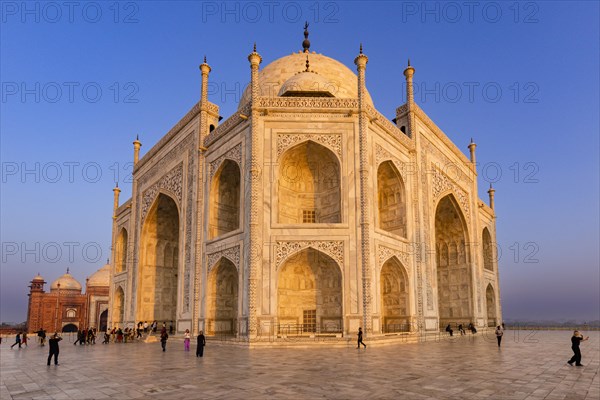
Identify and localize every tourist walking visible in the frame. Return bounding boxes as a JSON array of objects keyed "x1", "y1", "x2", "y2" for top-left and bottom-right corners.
[
  {"x1": 495, "y1": 325, "x2": 503, "y2": 347},
  {"x1": 73, "y1": 329, "x2": 82, "y2": 345},
  {"x1": 47, "y1": 333, "x2": 62, "y2": 366},
  {"x1": 567, "y1": 330, "x2": 589, "y2": 366},
  {"x1": 468, "y1": 323, "x2": 477, "y2": 334},
  {"x1": 143, "y1": 321, "x2": 148, "y2": 334},
  {"x1": 196, "y1": 331, "x2": 206, "y2": 357},
  {"x1": 10, "y1": 332, "x2": 22, "y2": 349},
  {"x1": 152, "y1": 320, "x2": 158, "y2": 333},
  {"x1": 184, "y1": 329, "x2": 191, "y2": 351},
  {"x1": 37, "y1": 328, "x2": 46, "y2": 346},
  {"x1": 357, "y1": 327, "x2": 367, "y2": 349},
  {"x1": 21, "y1": 332, "x2": 28, "y2": 347},
  {"x1": 160, "y1": 328, "x2": 168, "y2": 352}
]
